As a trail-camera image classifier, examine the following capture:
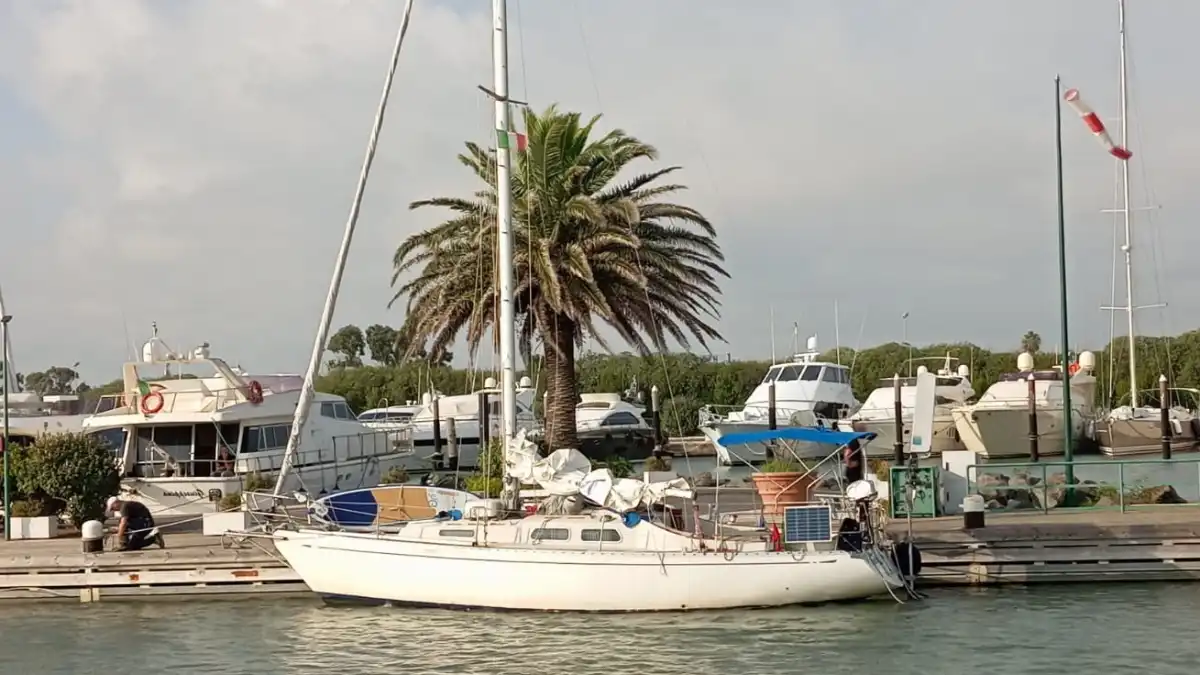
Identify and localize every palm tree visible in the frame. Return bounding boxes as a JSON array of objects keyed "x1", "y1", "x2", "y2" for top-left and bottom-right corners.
[
  {"x1": 391, "y1": 106, "x2": 728, "y2": 449},
  {"x1": 1021, "y1": 331, "x2": 1042, "y2": 355}
]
